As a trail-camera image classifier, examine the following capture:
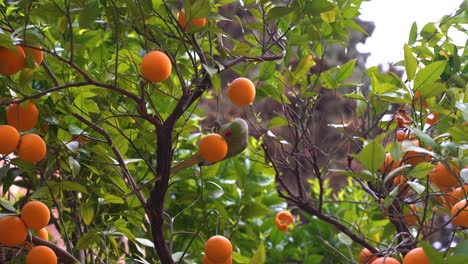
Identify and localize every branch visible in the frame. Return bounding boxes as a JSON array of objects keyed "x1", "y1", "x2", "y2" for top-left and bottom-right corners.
[{"x1": 32, "y1": 236, "x2": 80, "y2": 264}]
